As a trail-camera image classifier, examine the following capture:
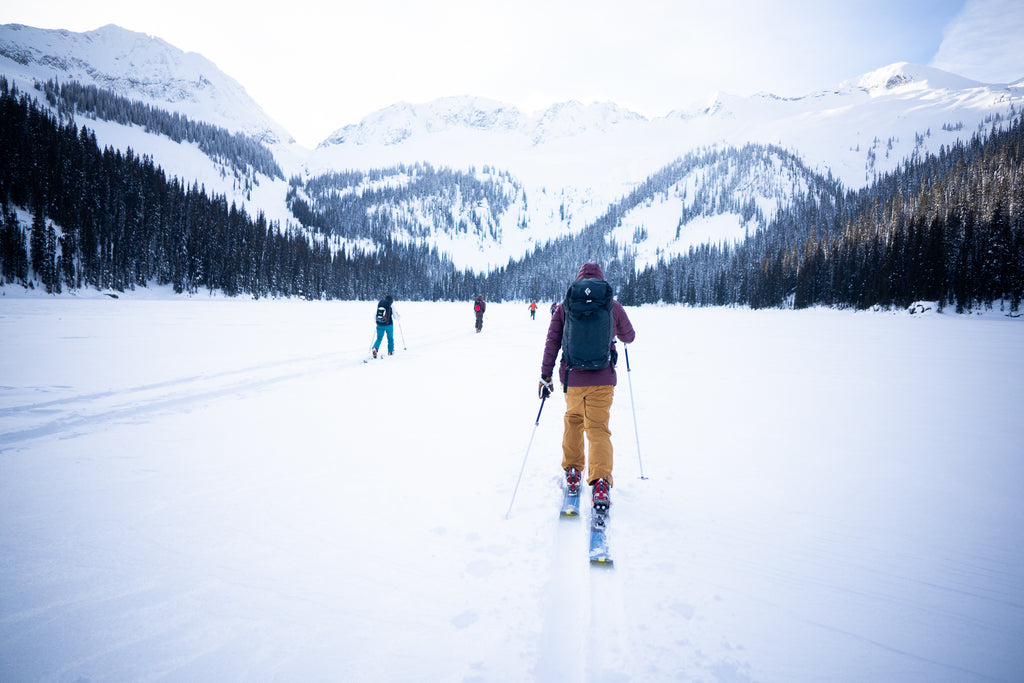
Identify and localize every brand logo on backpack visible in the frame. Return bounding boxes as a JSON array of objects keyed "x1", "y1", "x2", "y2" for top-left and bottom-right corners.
[{"x1": 561, "y1": 278, "x2": 614, "y2": 372}]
